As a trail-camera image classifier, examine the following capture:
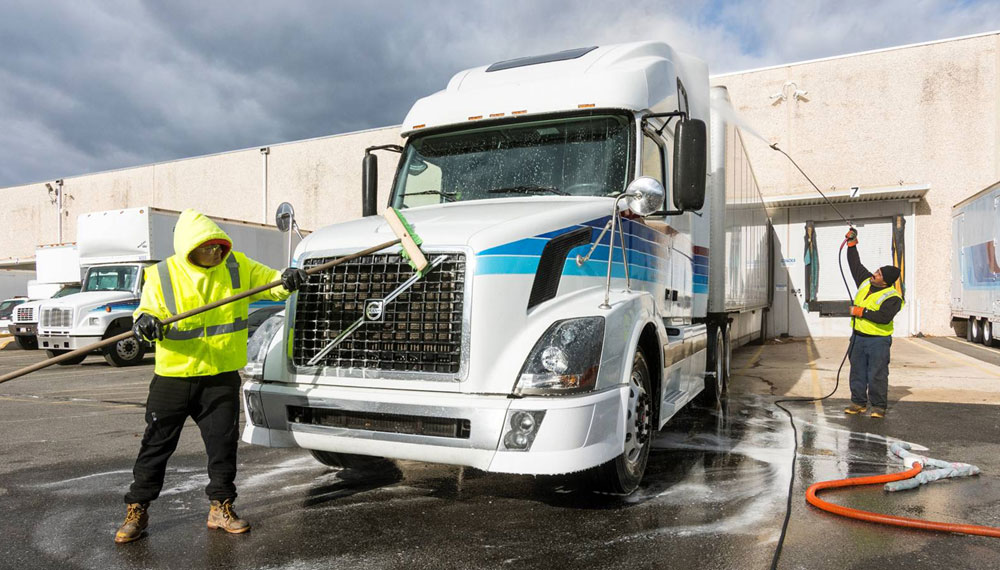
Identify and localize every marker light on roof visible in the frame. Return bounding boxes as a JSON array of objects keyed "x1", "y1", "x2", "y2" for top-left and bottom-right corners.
[
  {"x1": 512, "y1": 110, "x2": 527, "y2": 115},
  {"x1": 489, "y1": 113, "x2": 504, "y2": 118},
  {"x1": 578, "y1": 103, "x2": 595, "y2": 108},
  {"x1": 468, "y1": 115, "x2": 483, "y2": 120},
  {"x1": 413, "y1": 124, "x2": 426, "y2": 129}
]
